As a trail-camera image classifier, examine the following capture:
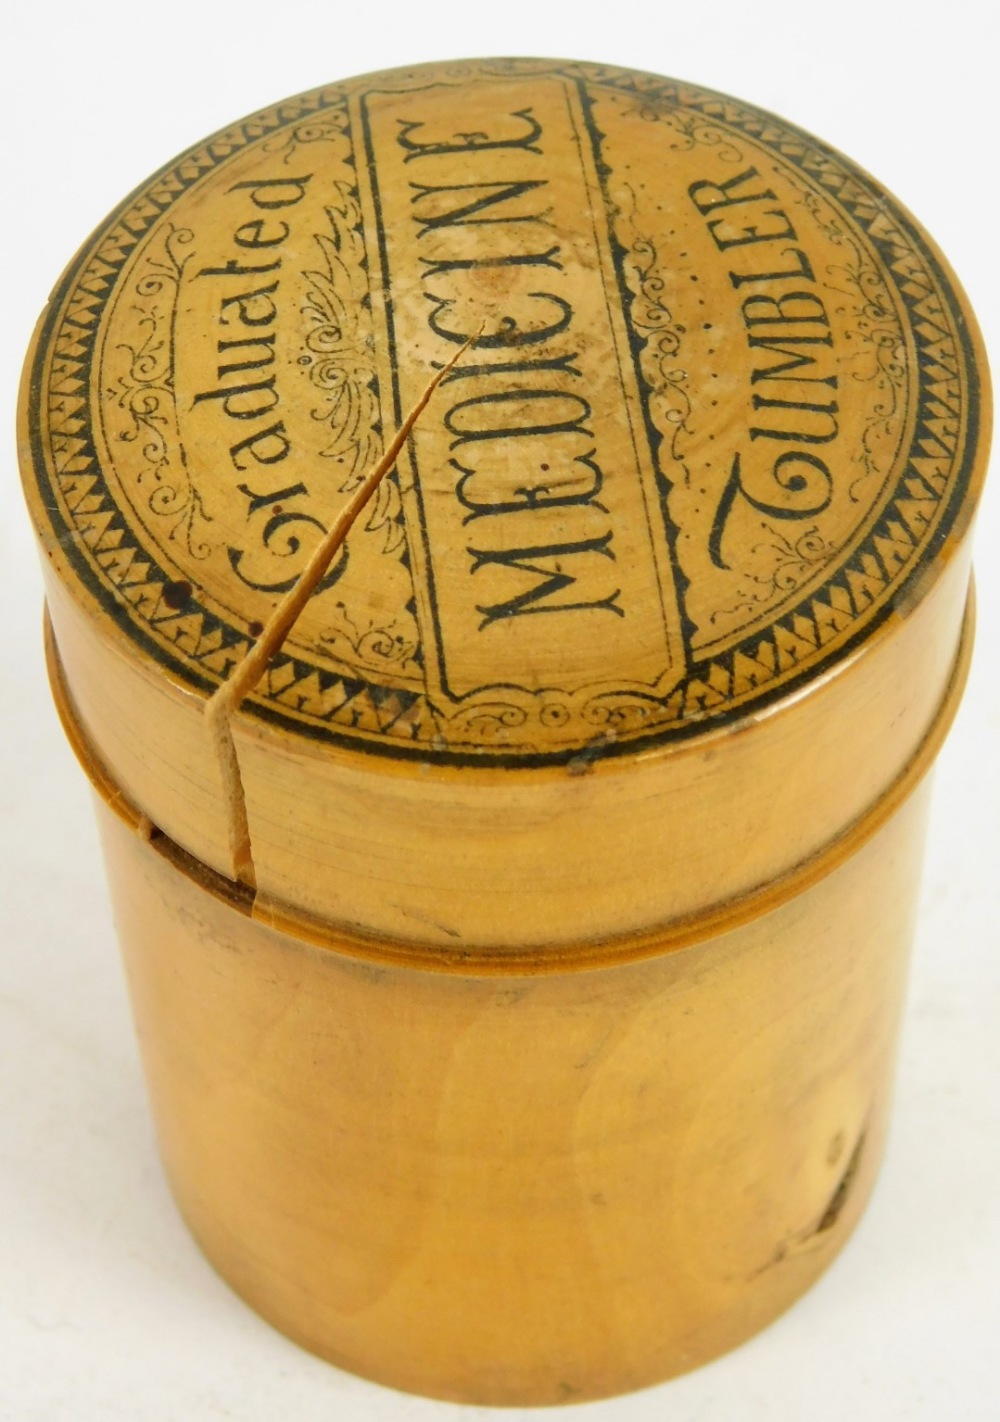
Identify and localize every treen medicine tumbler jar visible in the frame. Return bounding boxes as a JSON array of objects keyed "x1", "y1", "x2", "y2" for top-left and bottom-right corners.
[{"x1": 18, "y1": 58, "x2": 991, "y2": 1407}]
